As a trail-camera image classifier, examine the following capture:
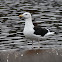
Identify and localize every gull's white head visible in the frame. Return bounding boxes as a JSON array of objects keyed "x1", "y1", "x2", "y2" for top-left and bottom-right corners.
[{"x1": 19, "y1": 12, "x2": 31, "y2": 19}]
